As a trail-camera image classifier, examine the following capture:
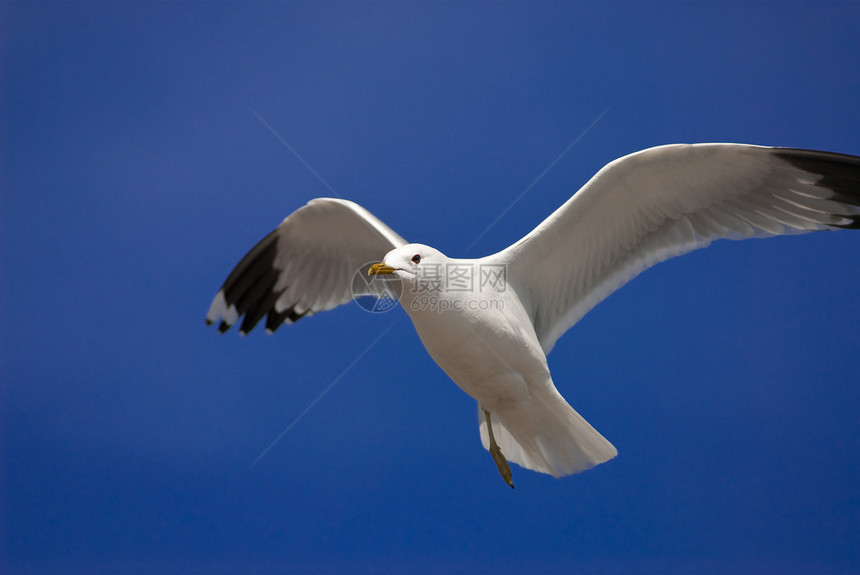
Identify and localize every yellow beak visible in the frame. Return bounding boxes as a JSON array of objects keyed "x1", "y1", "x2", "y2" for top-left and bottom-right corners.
[{"x1": 368, "y1": 262, "x2": 398, "y2": 276}]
